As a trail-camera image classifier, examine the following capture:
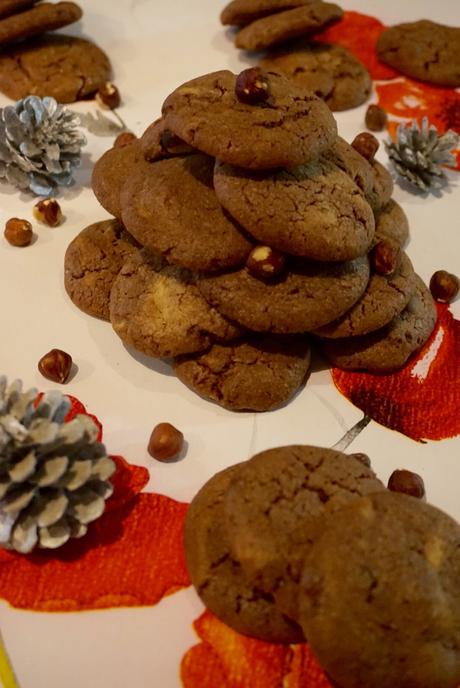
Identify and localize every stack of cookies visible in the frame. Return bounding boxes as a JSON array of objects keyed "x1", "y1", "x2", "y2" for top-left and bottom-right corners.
[
  {"x1": 220, "y1": 0, "x2": 371, "y2": 111},
  {"x1": 65, "y1": 68, "x2": 437, "y2": 412},
  {"x1": 185, "y1": 445, "x2": 460, "y2": 688},
  {"x1": 0, "y1": 0, "x2": 112, "y2": 103}
]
